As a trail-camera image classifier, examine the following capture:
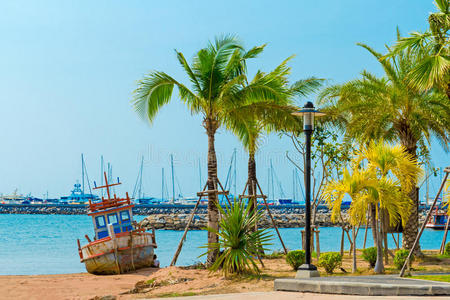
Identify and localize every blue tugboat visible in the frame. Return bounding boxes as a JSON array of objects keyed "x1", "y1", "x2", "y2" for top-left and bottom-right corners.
[{"x1": 77, "y1": 172, "x2": 157, "y2": 275}]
